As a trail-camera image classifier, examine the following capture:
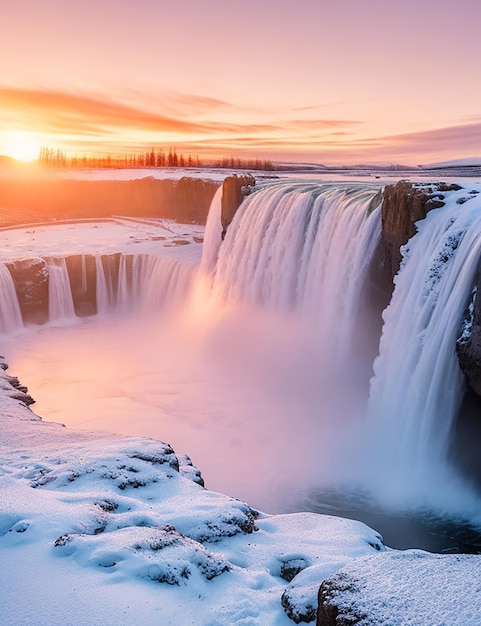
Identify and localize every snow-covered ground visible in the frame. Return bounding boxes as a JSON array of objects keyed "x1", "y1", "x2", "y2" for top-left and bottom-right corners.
[
  {"x1": 0, "y1": 216, "x2": 204, "y2": 262},
  {"x1": 0, "y1": 360, "x2": 386, "y2": 625},
  {"x1": 58, "y1": 163, "x2": 481, "y2": 184}
]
